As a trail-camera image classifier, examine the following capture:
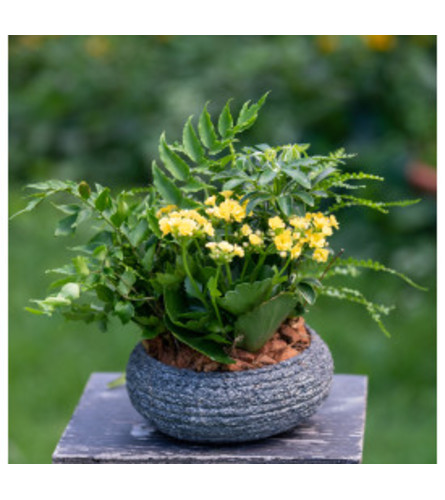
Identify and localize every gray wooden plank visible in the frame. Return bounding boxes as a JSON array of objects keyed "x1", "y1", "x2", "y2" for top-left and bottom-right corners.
[{"x1": 52, "y1": 373, "x2": 367, "y2": 464}]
